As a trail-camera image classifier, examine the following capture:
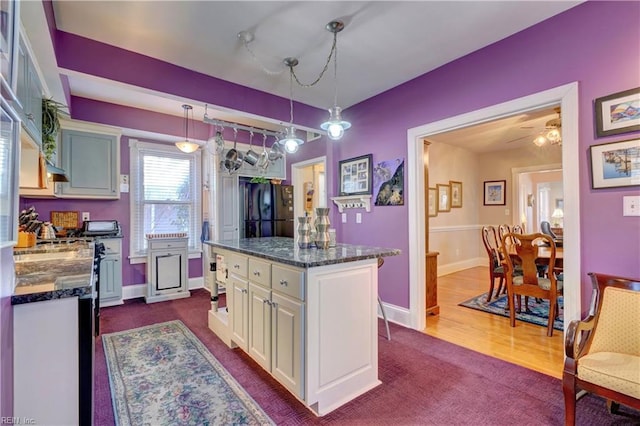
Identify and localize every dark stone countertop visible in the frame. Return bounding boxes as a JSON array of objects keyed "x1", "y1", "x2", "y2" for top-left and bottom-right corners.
[
  {"x1": 205, "y1": 237, "x2": 401, "y2": 268},
  {"x1": 12, "y1": 241, "x2": 95, "y2": 305}
]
